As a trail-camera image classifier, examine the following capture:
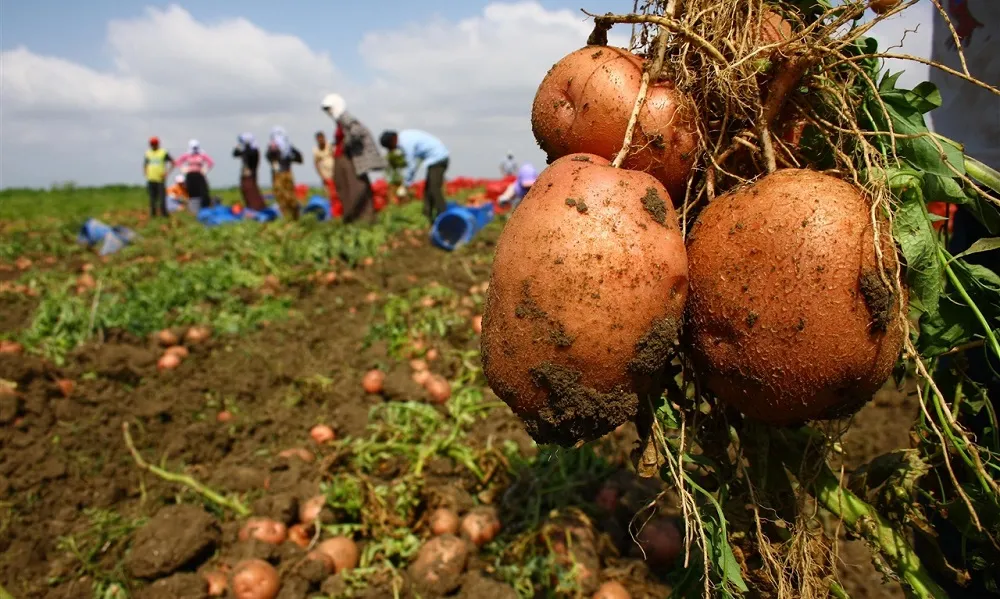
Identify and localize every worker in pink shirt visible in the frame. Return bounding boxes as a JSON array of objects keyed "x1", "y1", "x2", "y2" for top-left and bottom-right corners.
[{"x1": 175, "y1": 139, "x2": 216, "y2": 208}]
